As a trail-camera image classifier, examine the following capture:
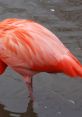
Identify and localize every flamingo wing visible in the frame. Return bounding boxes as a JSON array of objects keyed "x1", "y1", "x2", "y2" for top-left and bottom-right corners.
[{"x1": 0, "y1": 20, "x2": 67, "y2": 72}]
